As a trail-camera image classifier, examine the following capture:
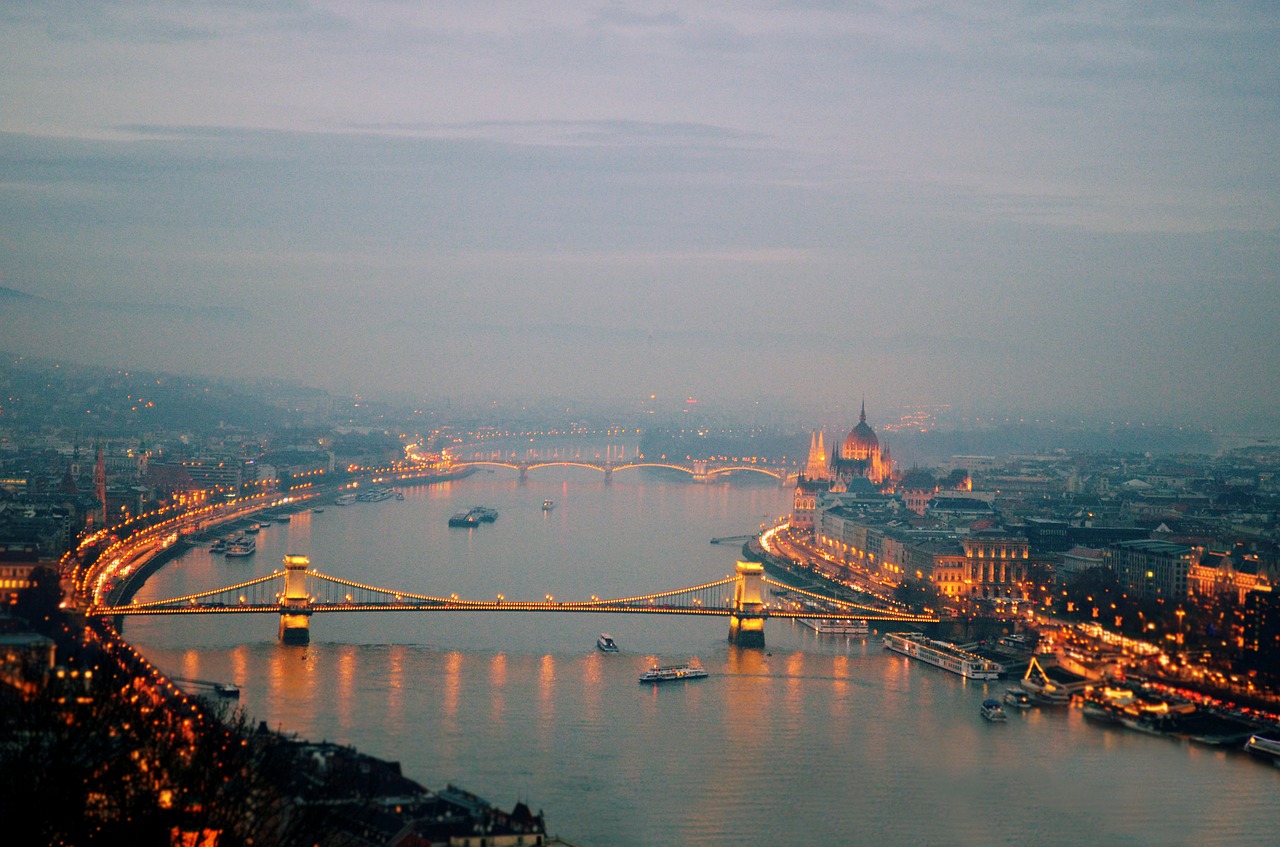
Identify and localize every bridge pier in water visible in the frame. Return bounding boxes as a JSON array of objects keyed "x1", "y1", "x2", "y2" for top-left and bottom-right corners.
[
  {"x1": 728, "y1": 560, "x2": 766, "y2": 648},
  {"x1": 278, "y1": 554, "x2": 313, "y2": 645}
]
